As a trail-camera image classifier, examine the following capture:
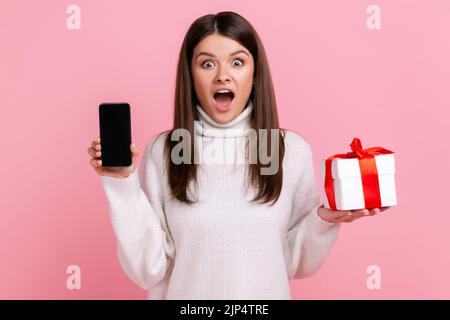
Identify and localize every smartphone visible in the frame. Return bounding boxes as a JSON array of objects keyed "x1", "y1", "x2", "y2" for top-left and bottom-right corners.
[{"x1": 98, "y1": 102, "x2": 132, "y2": 167}]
